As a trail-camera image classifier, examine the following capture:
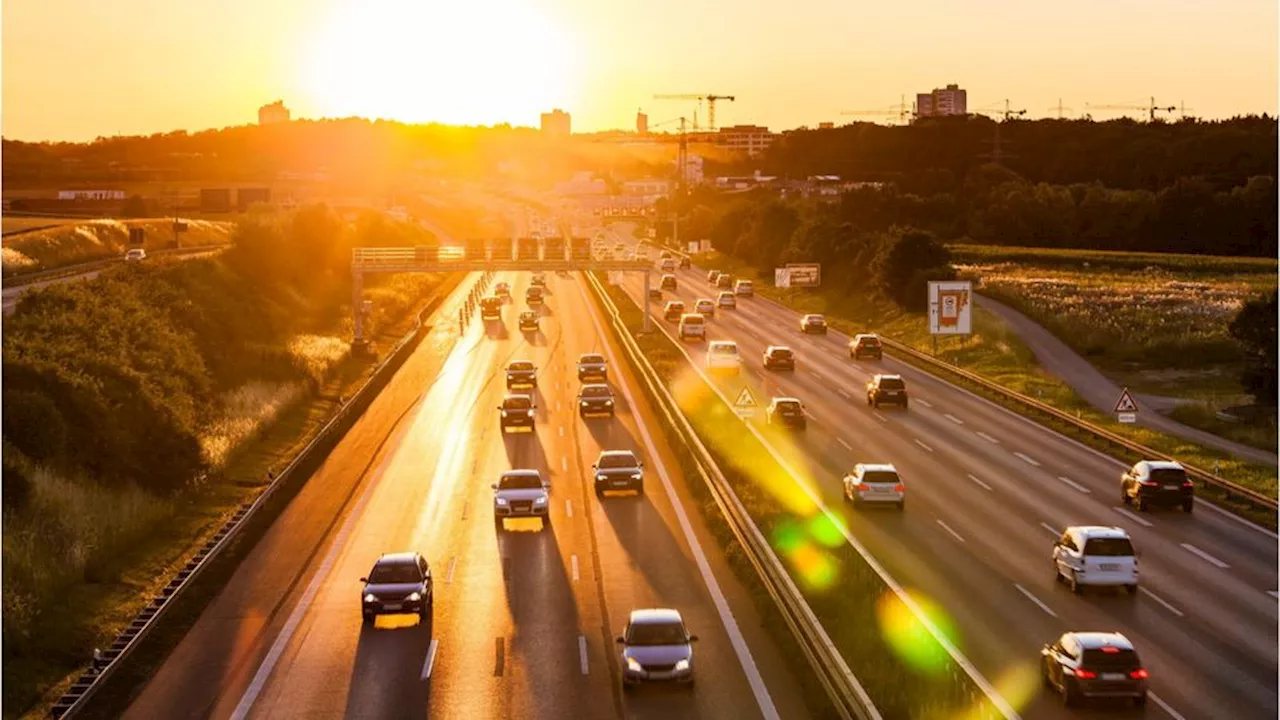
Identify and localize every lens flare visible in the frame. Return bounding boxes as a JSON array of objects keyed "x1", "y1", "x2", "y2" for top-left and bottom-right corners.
[
  {"x1": 807, "y1": 512, "x2": 846, "y2": 547},
  {"x1": 788, "y1": 543, "x2": 838, "y2": 590},
  {"x1": 875, "y1": 589, "x2": 961, "y2": 675}
]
